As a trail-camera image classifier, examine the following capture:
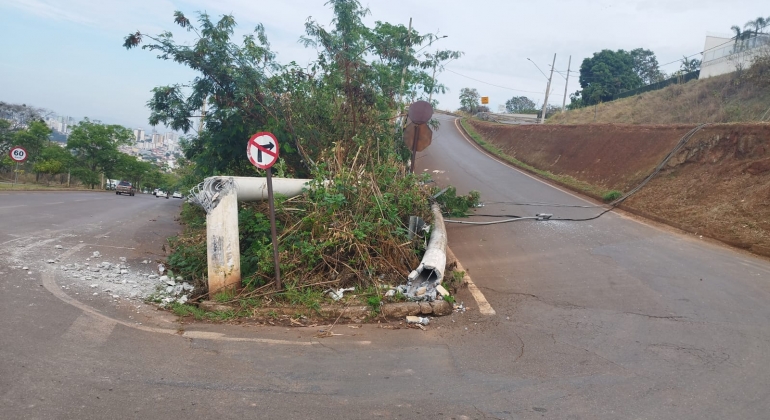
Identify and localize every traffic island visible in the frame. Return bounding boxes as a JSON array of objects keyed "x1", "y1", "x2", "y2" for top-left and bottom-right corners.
[{"x1": 196, "y1": 299, "x2": 453, "y2": 323}]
